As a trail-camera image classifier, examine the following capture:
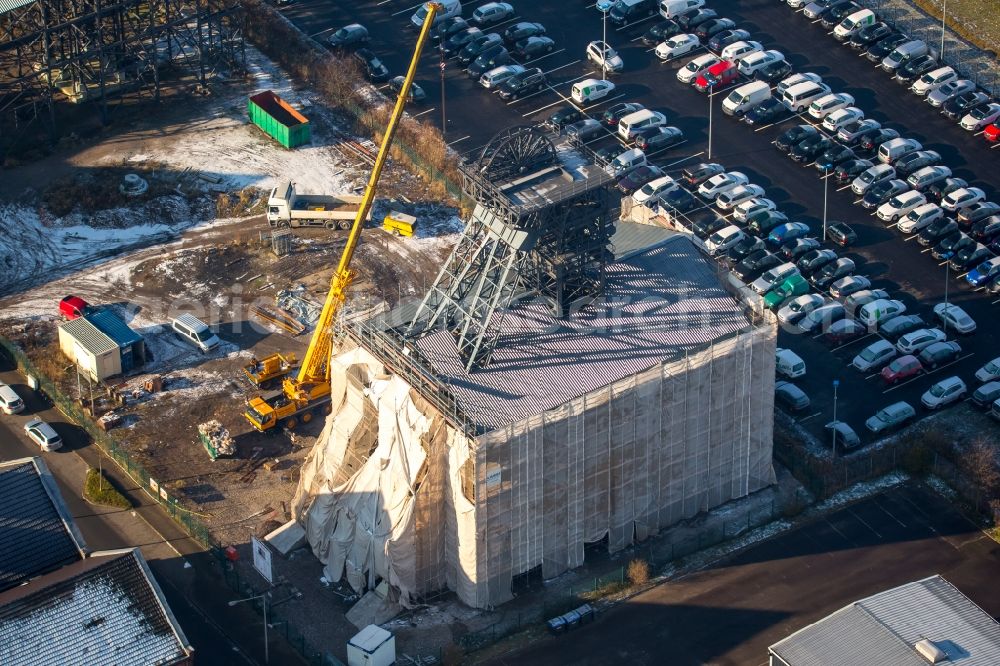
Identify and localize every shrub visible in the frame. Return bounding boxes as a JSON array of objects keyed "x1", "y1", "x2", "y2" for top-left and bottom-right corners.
[
  {"x1": 83, "y1": 467, "x2": 131, "y2": 509},
  {"x1": 627, "y1": 558, "x2": 650, "y2": 586},
  {"x1": 901, "y1": 444, "x2": 934, "y2": 477}
]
